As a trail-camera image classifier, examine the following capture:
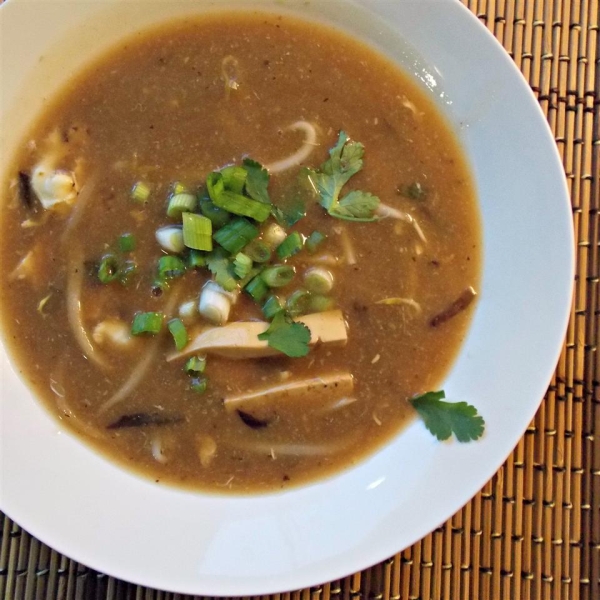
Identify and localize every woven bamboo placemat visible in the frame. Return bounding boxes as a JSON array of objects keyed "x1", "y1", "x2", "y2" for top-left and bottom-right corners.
[{"x1": 0, "y1": 0, "x2": 598, "y2": 598}]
